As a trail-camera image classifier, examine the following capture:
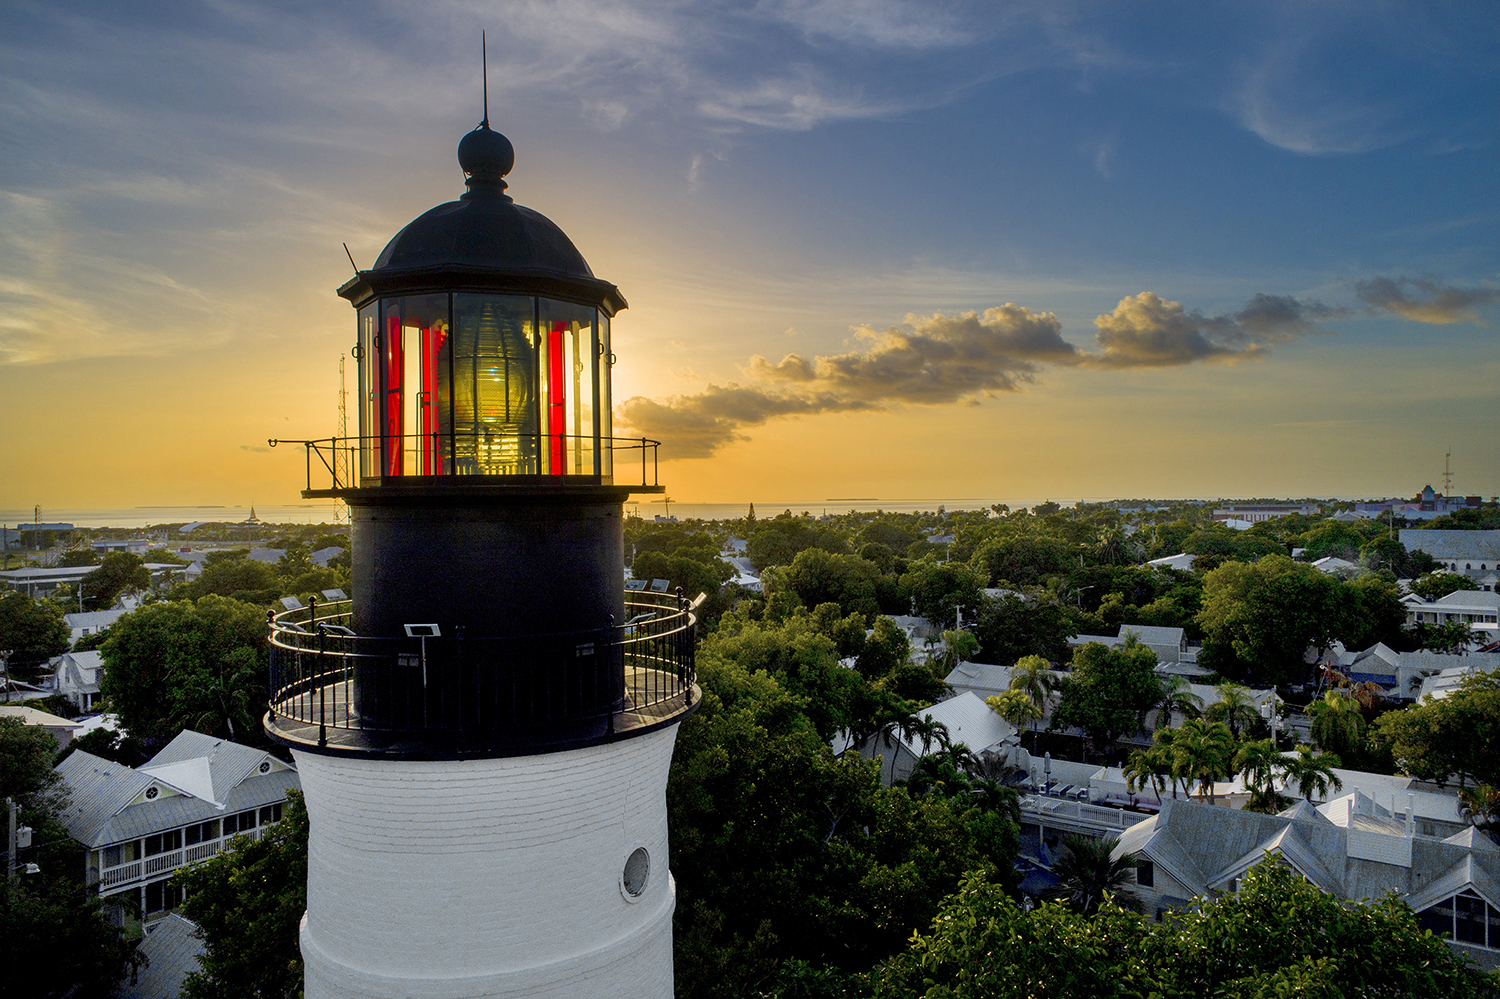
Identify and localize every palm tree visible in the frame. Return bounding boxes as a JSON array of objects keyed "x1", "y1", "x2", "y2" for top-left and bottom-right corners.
[
  {"x1": 1207, "y1": 682, "x2": 1257, "y2": 740},
  {"x1": 1123, "y1": 746, "x2": 1170, "y2": 802},
  {"x1": 1008, "y1": 655, "x2": 1054, "y2": 747},
  {"x1": 1285, "y1": 744, "x2": 1343, "y2": 802},
  {"x1": 1170, "y1": 718, "x2": 1237, "y2": 804},
  {"x1": 1045, "y1": 834, "x2": 1141, "y2": 914},
  {"x1": 986, "y1": 690, "x2": 1042, "y2": 734},
  {"x1": 177, "y1": 649, "x2": 257, "y2": 742},
  {"x1": 1458, "y1": 784, "x2": 1500, "y2": 833},
  {"x1": 1309, "y1": 690, "x2": 1364, "y2": 759},
  {"x1": 1234, "y1": 738, "x2": 1290, "y2": 813},
  {"x1": 1150, "y1": 675, "x2": 1203, "y2": 731}
]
